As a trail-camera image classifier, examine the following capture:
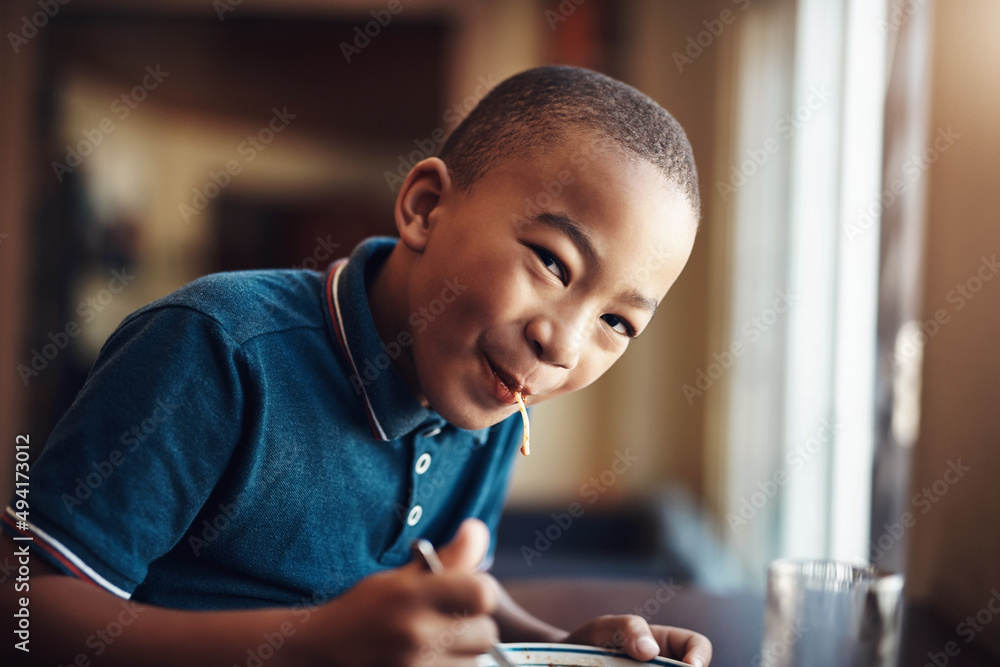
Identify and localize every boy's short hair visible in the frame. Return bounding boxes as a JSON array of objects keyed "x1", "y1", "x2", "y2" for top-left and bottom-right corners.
[{"x1": 439, "y1": 65, "x2": 701, "y2": 219}]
